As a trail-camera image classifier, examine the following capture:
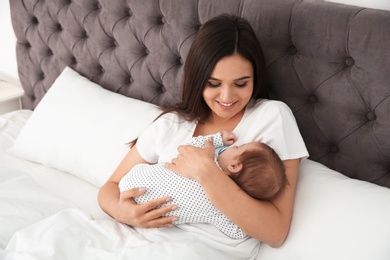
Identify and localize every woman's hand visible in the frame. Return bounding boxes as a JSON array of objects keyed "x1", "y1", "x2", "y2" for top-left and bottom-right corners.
[
  {"x1": 98, "y1": 144, "x2": 179, "y2": 229},
  {"x1": 116, "y1": 187, "x2": 178, "y2": 228},
  {"x1": 165, "y1": 138, "x2": 216, "y2": 180}
]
